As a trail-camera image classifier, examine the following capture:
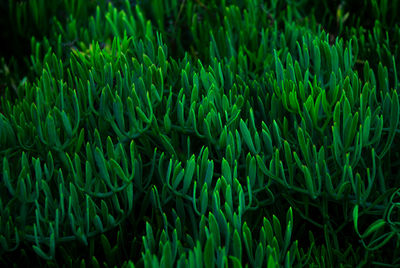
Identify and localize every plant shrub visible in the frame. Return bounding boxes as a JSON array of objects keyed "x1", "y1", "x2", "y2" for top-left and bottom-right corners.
[{"x1": 1, "y1": 0, "x2": 400, "y2": 267}]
